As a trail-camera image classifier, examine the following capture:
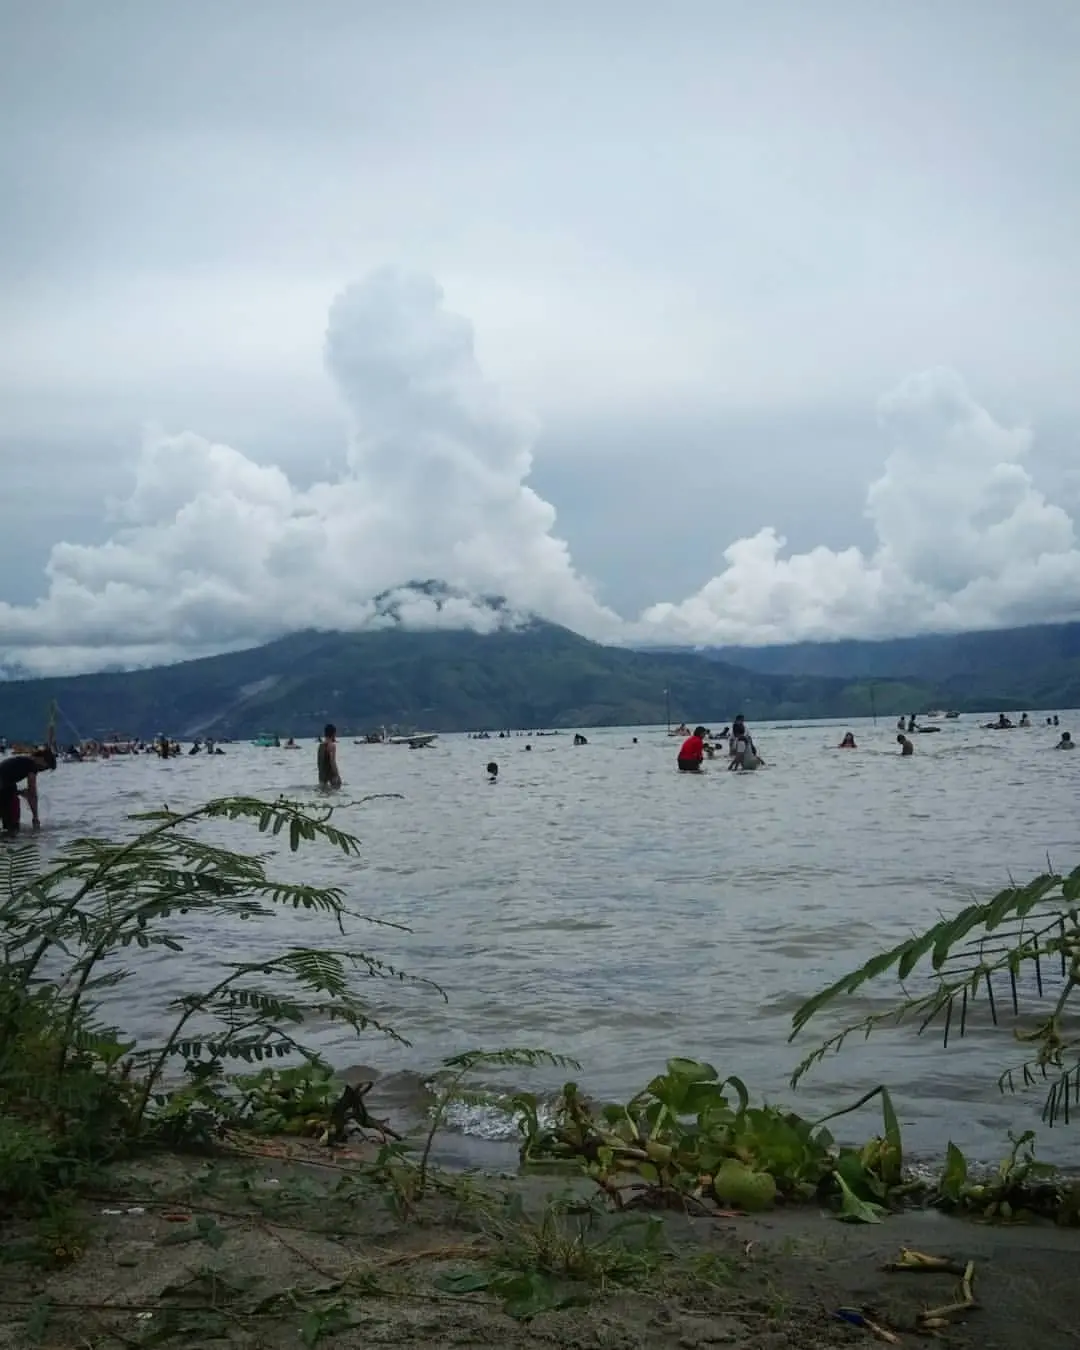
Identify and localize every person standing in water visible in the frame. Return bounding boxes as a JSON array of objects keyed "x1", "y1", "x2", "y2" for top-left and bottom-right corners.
[
  {"x1": 897, "y1": 734, "x2": 914, "y2": 756},
  {"x1": 0, "y1": 745, "x2": 56, "y2": 833},
  {"x1": 677, "y1": 726, "x2": 707, "y2": 772},
  {"x1": 317, "y1": 724, "x2": 342, "y2": 789}
]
